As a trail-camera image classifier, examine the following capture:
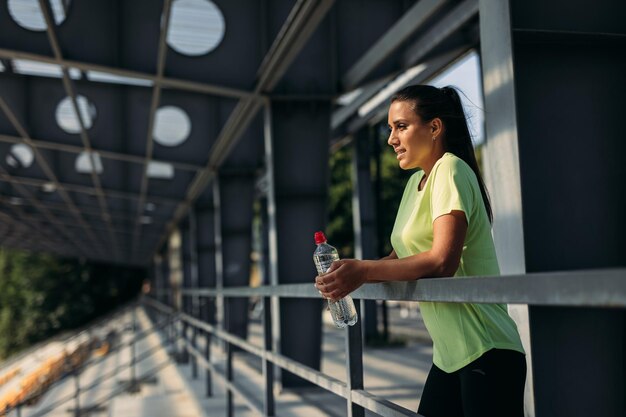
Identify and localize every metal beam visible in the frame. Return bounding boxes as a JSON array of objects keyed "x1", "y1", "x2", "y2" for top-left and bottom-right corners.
[
  {"x1": 331, "y1": 77, "x2": 392, "y2": 130},
  {"x1": 341, "y1": 0, "x2": 448, "y2": 90},
  {"x1": 178, "y1": 268, "x2": 626, "y2": 307},
  {"x1": 130, "y1": 0, "x2": 173, "y2": 260},
  {"x1": 0, "y1": 133, "x2": 203, "y2": 172},
  {"x1": 0, "y1": 173, "x2": 180, "y2": 205},
  {"x1": 20, "y1": 199, "x2": 170, "y2": 223},
  {"x1": 401, "y1": 0, "x2": 478, "y2": 68},
  {"x1": 256, "y1": 0, "x2": 335, "y2": 92},
  {"x1": 345, "y1": 47, "x2": 471, "y2": 135},
  {"x1": 332, "y1": 1, "x2": 478, "y2": 134},
  {"x1": 0, "y1": 48, "x2": 252, "y2": 99}
]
